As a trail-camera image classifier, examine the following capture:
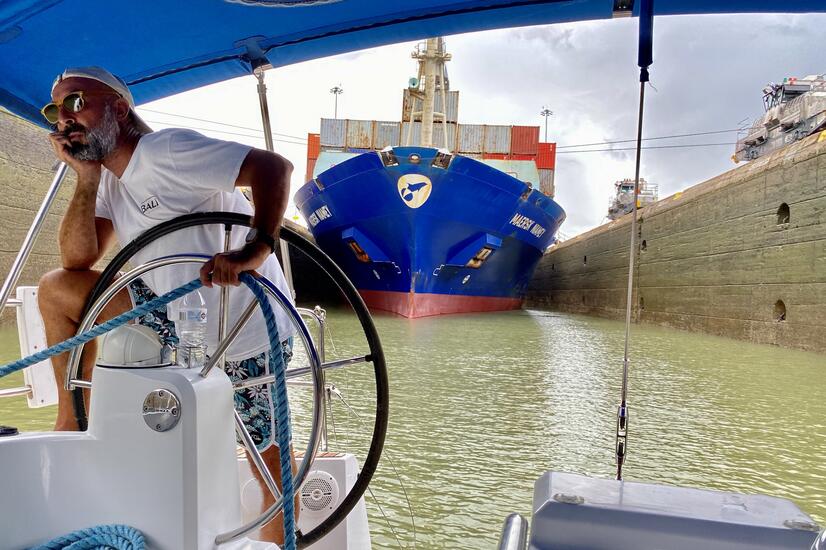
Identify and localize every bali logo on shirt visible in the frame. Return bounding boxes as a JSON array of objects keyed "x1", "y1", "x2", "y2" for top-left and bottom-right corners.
[
  {"x1": 397, "y1": 174, "x2": 432, "y2": 209},
  {"x1": 139, "y1": 196, "x2": 160, "y2": 215}
]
